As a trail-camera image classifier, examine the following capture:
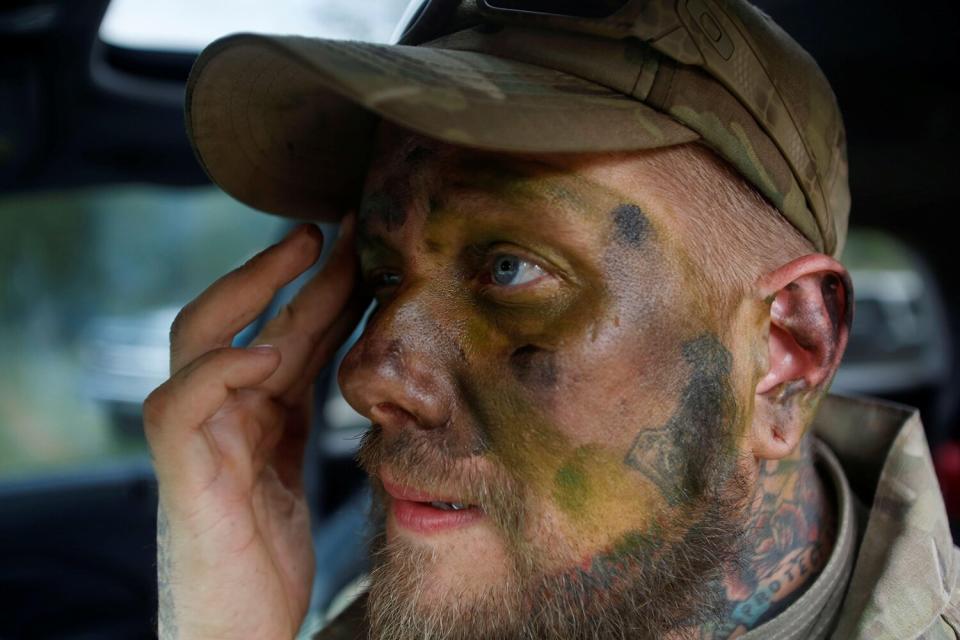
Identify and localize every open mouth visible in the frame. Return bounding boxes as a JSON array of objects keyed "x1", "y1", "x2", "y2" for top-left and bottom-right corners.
[
  {"x1": 426, "y1": 500, "x2": 472, "y2": 511},
  {"x1": 381, "y1": 477, "x2": 484, "y2": 534}
]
